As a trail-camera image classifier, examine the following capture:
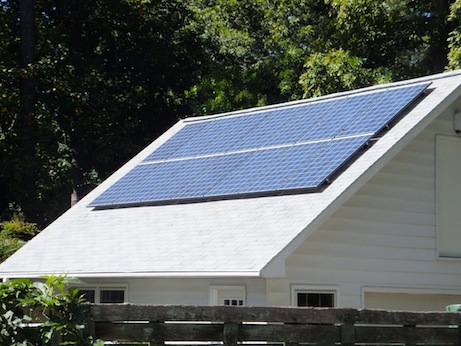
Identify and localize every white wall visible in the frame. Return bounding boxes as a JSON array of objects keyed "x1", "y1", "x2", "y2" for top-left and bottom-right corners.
[
  {"x1": 78, "y1": 277, "x2": 267, "y2": 306},
  {"x1": 267, "y1": 105, "x2": 461, "y2": 310}
]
